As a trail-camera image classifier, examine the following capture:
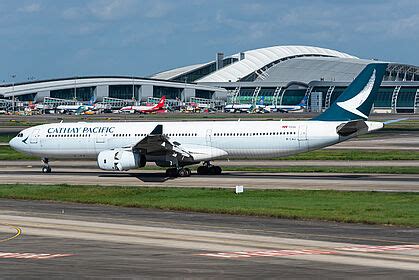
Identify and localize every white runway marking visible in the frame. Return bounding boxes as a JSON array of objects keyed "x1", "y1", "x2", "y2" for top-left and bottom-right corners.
[
  {"x1": 198, "y1": 244, "x2": 419, "y2": 259},
  {"x1": 0, "y1": 252, "x2": 73, "y2": 259}
]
